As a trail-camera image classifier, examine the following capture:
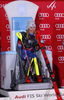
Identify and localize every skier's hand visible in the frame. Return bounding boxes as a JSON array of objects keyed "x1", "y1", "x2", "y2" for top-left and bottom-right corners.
[{"x1": 35, "y1": 45, "x2": 40, "y2": 51}]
